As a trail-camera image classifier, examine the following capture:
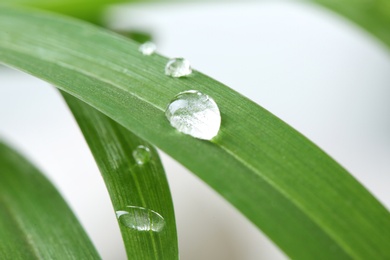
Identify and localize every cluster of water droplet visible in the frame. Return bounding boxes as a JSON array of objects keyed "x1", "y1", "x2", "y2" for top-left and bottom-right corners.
[
  {"x1": 138, "y1": 42, "x2": 221, "y2": 140},
  {"x1": 117, "y1": 42, "x2": 222, "y2": 234}
]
